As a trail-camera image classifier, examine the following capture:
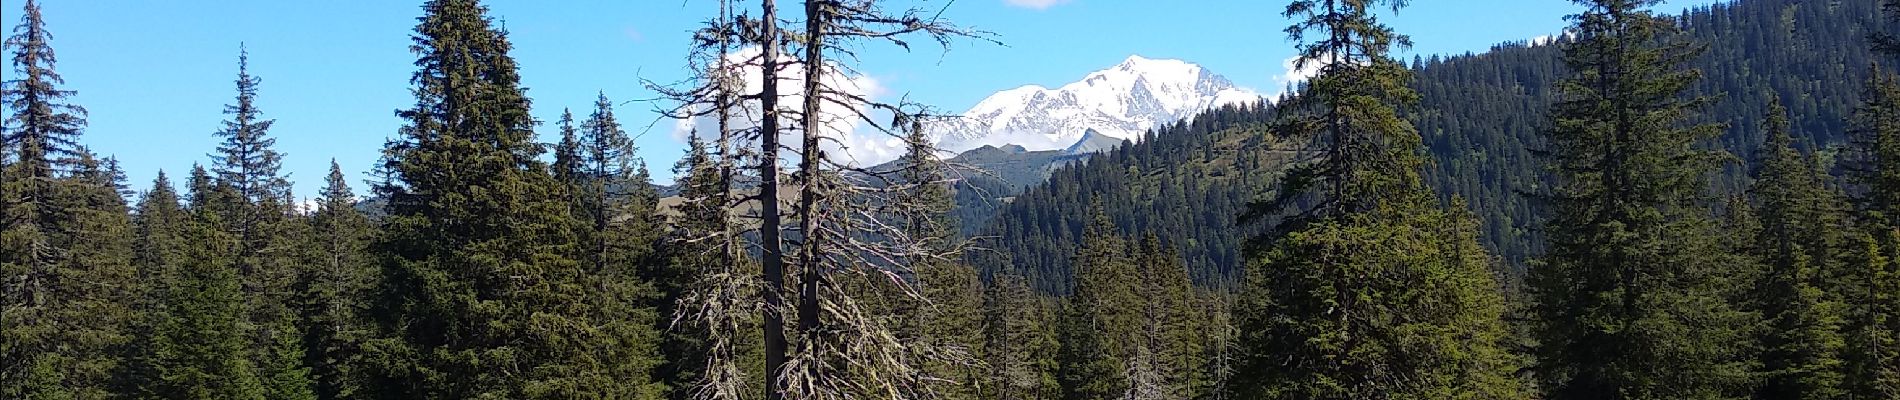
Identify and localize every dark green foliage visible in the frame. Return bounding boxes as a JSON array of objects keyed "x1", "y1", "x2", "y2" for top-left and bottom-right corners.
[
  {"x1": 972, "y1": 104, "x2": 1276, "y2": 292},
  {"x1": 1840, "y1": 230, "x2": 1900, "y2": 398},
  {"x1": 981, "y1": 270, "x2": 1060, "y2": 400},
  {"x1": 1229, "y1": 1, "x2": 1525, "y2": 398},
  {"x1": 975, "y1": 0, "x2": 1893, "y2": 293},
  {"x1": 209, "y1": 46, "x2": 285, "y2": 207},
  {"x1": 897, "y1": 126, "x2": 985, "y2": 400},
  {"x1": 148, "y1": 189, "x2": 264, "y2": 400},
  {"x1": 1055, "y1": 206, "x2": 1134, "y2": 400},
  {"x1": 297, "y1": 161, "x2": 375, "y2": 400},
  {"x1": 1842, "y1": 64, "x2": 1900, "y2": 399},
  {"x1": 120, "y1": 172, "x2": 187, "y2": 396},
  {"x1": 1132, "y1": 234, "x2": 1204, "y2": 399},
  {"x1": 1232, "y1": 202, "x2": 1525, "y2": 399},
  {"x1": 1531, "y1": 1, "x2": 1756, "y2": 398},
  {"x1": 365, "y1": 0, "x2": 664, "y2": 397},
  {"x1": 1847, "y1": 68, "x2": 1900, "y2": 229},
  {"x1": 1748, "y1": 97, "x2": 1851, "y2": 400},
  {"x1": 207, "y1": 46, "x2": 312, "y2": 400},
  {"x1": 1874, "y1": 0, "x2": 1900, "y2": 57},
  {"x1": 1, "y1": 2, "x2": 138, "y2": 397}
]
